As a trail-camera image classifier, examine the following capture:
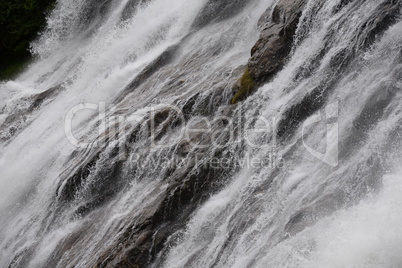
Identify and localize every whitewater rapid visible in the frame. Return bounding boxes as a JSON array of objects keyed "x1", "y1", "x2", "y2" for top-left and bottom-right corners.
[{"x1": 1, "y1": 0, "x2": 402, "y2": 267}]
